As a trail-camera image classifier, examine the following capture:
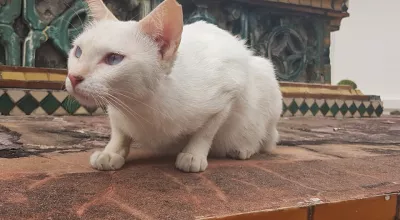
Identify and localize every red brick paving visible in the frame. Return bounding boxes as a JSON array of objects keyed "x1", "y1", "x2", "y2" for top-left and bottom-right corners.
[{"x1": 0, "y1": 116, "x2": 399, "y2": 219}]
